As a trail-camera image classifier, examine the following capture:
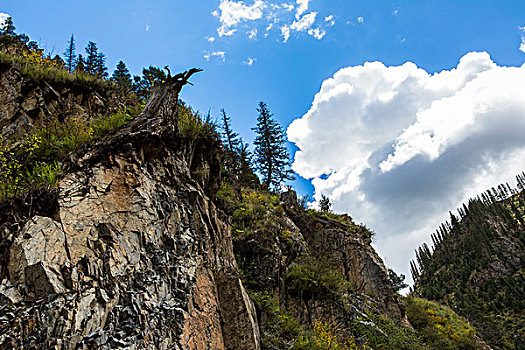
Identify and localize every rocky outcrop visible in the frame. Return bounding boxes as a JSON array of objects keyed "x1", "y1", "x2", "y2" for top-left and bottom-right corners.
[
  {"x1": 287, "y1": 203, "x2": 403, "y2": 319},
  {"x1": 0, "y1": 61, "x2": 118, "y2": 141},
  {"x1": 0, "y1": 71, "x2": 260, "y2": 349},
  {"x1": 231, "y1": 189, "x2": 404, "y2": 348}
]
